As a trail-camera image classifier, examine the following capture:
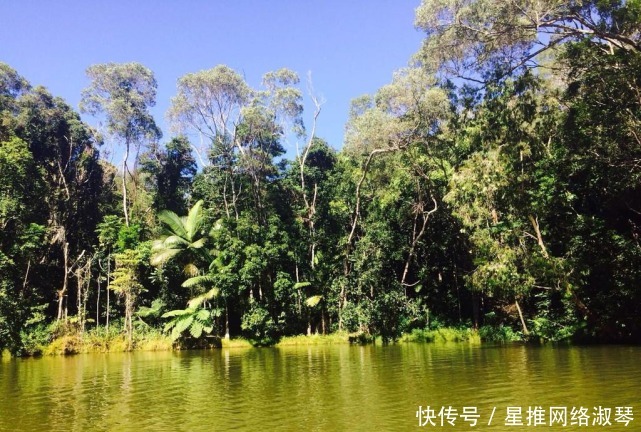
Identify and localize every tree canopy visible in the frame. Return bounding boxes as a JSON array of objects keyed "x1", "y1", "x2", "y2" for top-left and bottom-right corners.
[{"x1": 3, "y1": 4, "x2": 641, "y2": 354}]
